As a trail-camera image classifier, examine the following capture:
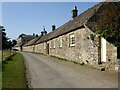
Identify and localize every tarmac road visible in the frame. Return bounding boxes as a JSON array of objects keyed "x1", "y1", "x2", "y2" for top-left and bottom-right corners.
[{"x1": 22, "y1": 52, "x2": 118, "y2": 88}]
